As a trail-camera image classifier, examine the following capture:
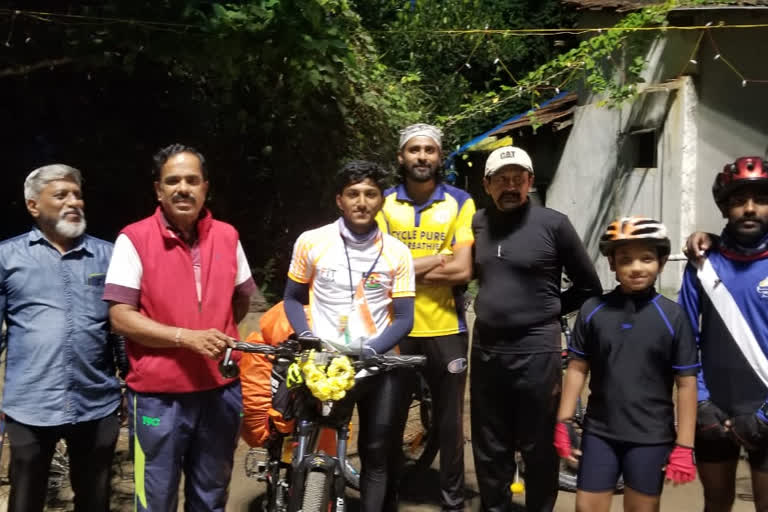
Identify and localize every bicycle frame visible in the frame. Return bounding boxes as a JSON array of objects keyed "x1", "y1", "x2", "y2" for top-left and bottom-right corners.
[
  {"x1": 289, "y1": 418, "x2": 349, "y2": 512},
  {"x1": 287, "y1": 373, "x2": 369, "y2": 512},
  {"x1": 254, "y1": 415, "x2": 356, "y2": 512}
]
